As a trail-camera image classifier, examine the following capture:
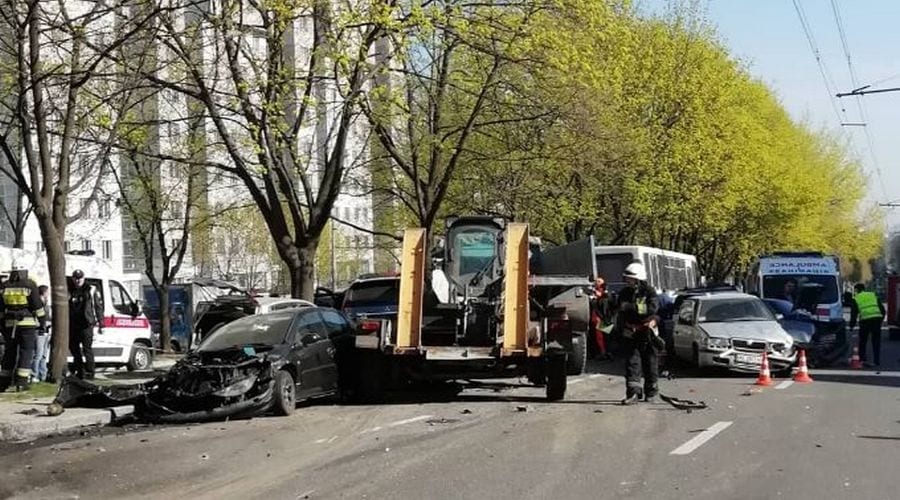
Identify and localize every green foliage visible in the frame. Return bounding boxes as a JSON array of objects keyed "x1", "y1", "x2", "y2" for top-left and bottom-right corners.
[{"x1": 442, "y1": 1, "x2": 883, "y2": 279}]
